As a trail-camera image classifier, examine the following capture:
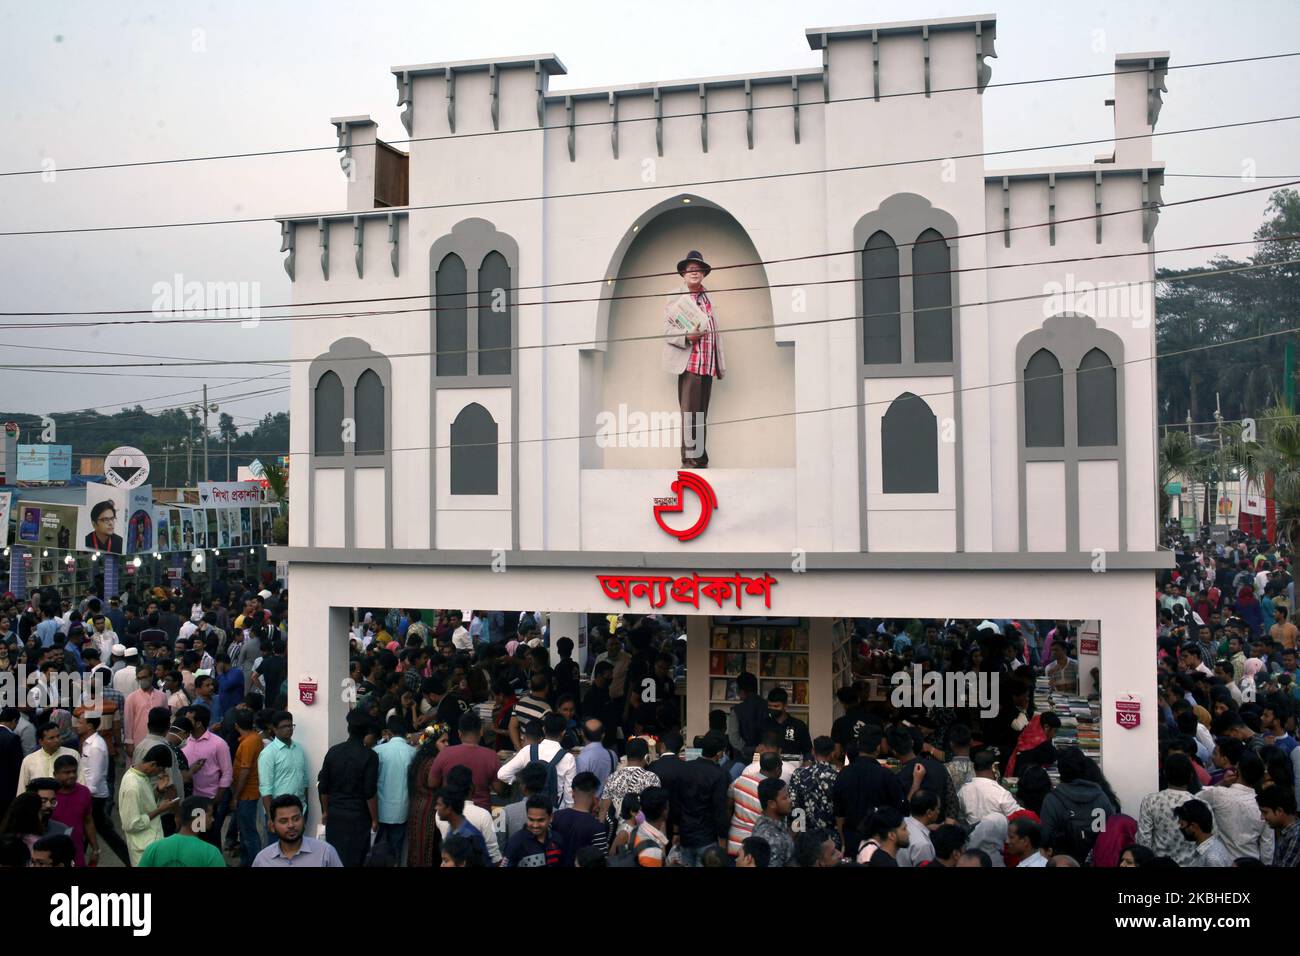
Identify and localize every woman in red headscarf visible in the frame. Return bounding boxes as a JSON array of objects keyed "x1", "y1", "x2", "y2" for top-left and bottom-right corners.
[{"x1": 1006, "y1": 712, "x2": 1061, "y2": 778}]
